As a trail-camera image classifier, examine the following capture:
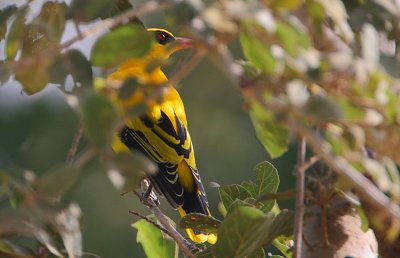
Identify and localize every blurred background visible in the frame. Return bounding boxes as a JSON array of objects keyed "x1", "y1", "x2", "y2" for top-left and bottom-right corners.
[{"x1": 0, "y1": 0, "x2": 296, "y2": 257}]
